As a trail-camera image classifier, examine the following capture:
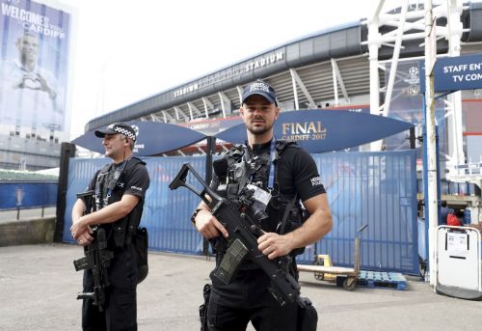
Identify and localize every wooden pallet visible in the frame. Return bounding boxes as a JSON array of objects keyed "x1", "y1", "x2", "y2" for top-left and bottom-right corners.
[{"x1": 356, "y1": 271, "x2": 408, "y2": 290}]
